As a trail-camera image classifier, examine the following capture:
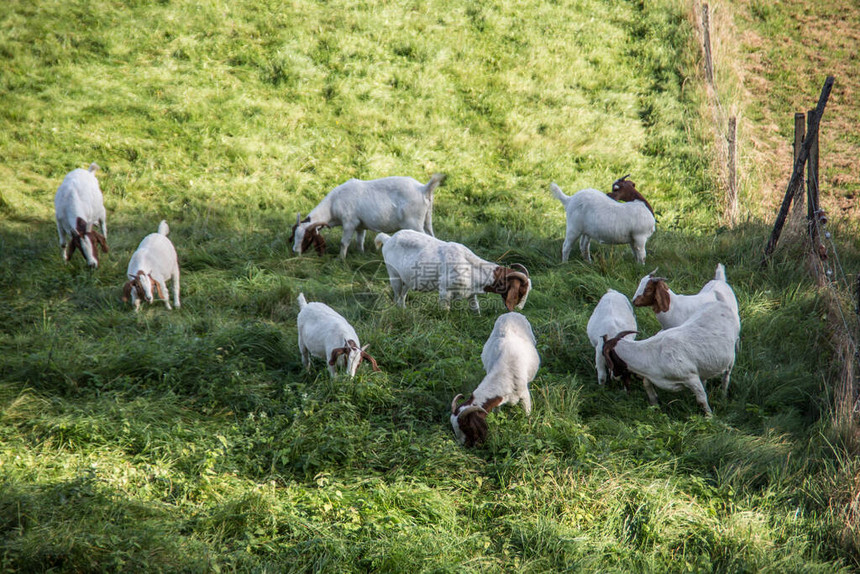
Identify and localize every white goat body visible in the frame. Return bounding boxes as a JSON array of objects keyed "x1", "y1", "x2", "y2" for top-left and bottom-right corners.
[
  {"x1": 602, "y1": 293, "x2": 740, "y2": 416},
  {"x1": 122, "y1": 220, "x2": 180, "y2": 311},
  {"x1": 632, "y1": 263, "x2": 740, "y2": 330},
  {"x1": 54, "y1": 163, "x2": 108, "y2": 268},
  {"x1": 296, "y1": 293, "x2": 379, "y2": 378},
  {"x1": 586, "y1": 289, "x2": 637, "y2": 387},
  {"x1": 291, "y1": 174, "x2": 445, "y2": 258},
  {"x1": 376, "y1": 229, "x2": 530, "y2": 313},
  {"x1": 551, "y1": 177, "x2": 655, "y2": 264},
  {"x1": 450, "y1": 312, "x2": 540, "y2": 446}
]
